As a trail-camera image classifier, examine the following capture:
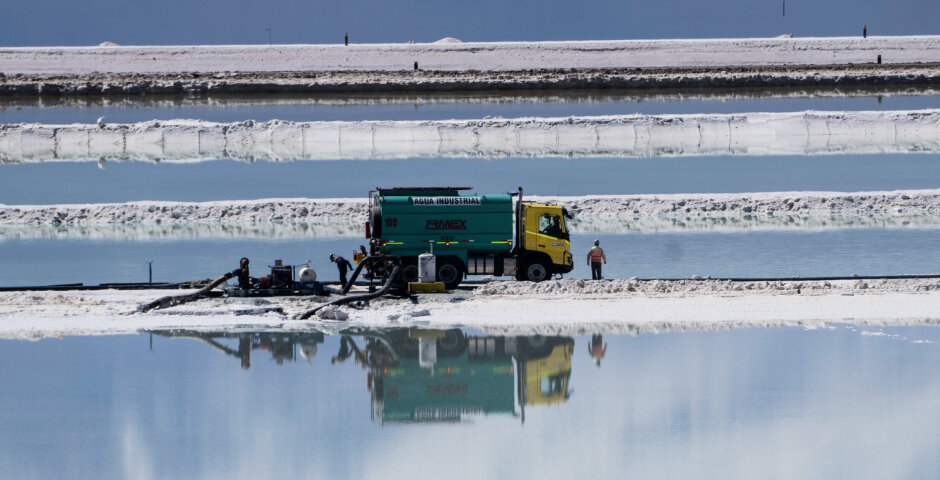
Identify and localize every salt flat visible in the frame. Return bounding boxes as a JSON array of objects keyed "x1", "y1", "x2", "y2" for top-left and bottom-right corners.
[
  {"x1": 2, "y1": 36, "x2": 940, "y2": 93},
  {"x1": 3, "y1": 36, "x2": 940, "y2": 74}
]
